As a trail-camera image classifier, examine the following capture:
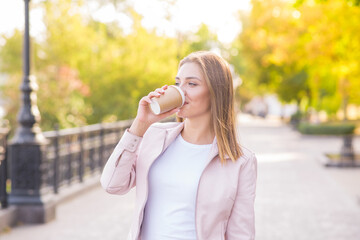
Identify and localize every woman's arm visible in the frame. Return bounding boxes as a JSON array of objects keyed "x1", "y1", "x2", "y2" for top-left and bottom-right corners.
[
  {"x1": 100, "y1": 85, "x2": 179, "y2": 195},
  {"x1": 226, "y1": 153, "x2": 258, "y2": 240},
  {"x1": 100, "y1": 129, "x2": 142, "y2": 195}
]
